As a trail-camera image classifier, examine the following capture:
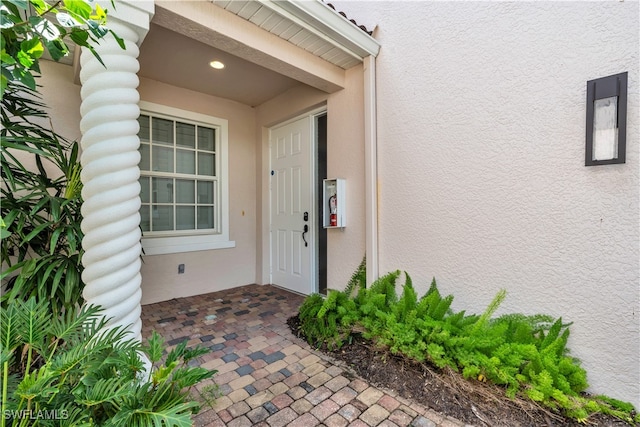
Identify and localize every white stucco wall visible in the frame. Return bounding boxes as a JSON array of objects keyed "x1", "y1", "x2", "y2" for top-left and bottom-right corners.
[
  {"x1": 38, "y1": 61, "x2": 83, "y2": 142},
  {"x1": 326, "y1": 65, "x2": 367, "y2": 287},
  {"x1": 19, "y1": 62, "x2": 82, "y2": 178},
  {"x1": 333, "y1": 1, "x2": 639, "y2": 407},
  {"x1": 137, "y1": 78, "x2": 258, "y2": 304}
]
